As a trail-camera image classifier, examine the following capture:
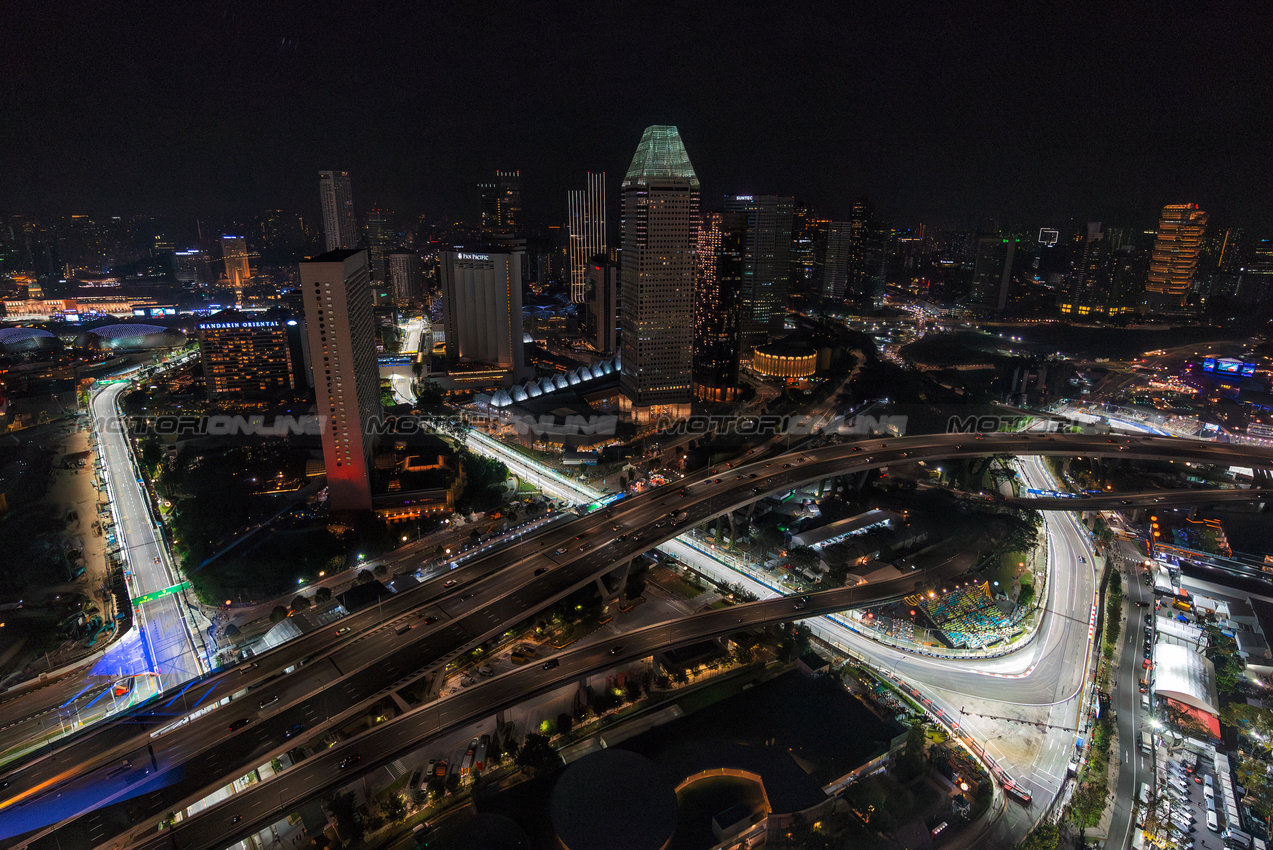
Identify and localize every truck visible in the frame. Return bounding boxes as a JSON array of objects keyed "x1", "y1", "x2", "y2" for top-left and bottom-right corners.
[
  {"x1": 1141, "y1": 731, "x2": 1153, "y2": 754},
  {"x1": 459, "y1": 738, "x2": 478, "y2": 776}
]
